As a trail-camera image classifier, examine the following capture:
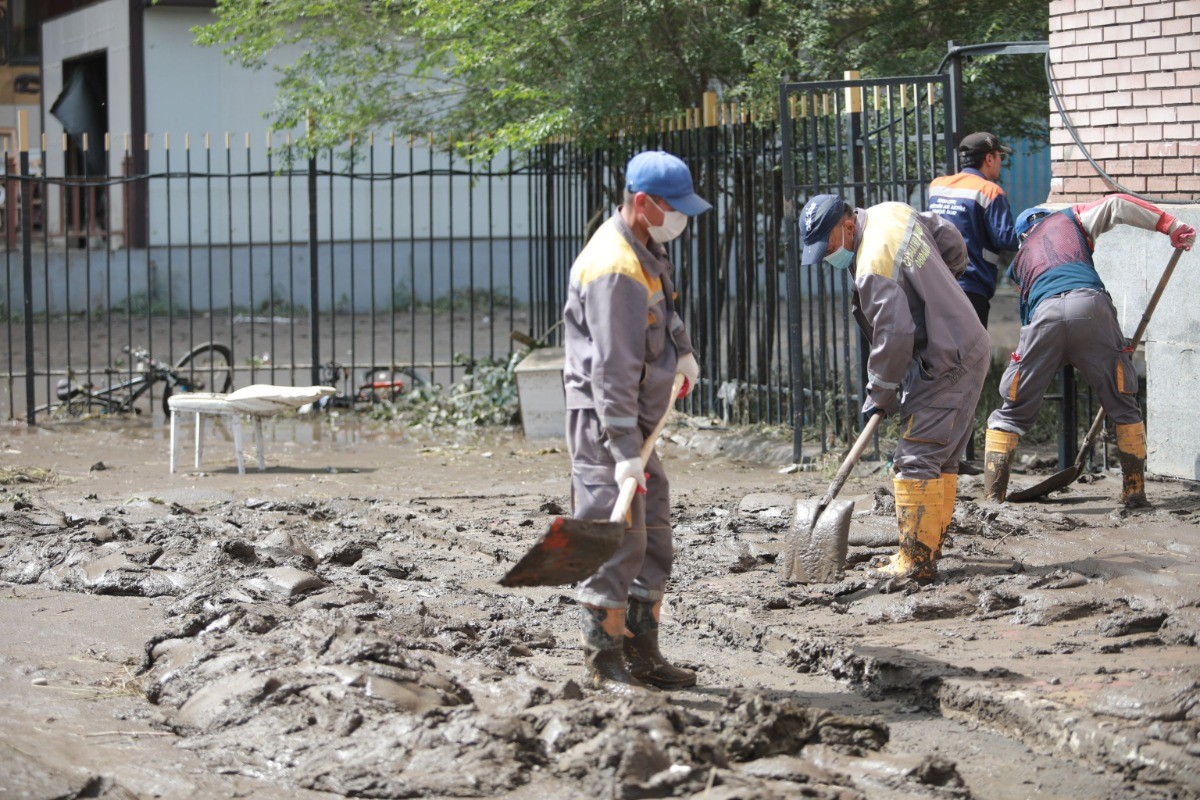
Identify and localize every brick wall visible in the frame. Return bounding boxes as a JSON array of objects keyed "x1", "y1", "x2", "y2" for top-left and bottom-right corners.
[{"x1": 1048, "y1": 0, "x2": 1200, "y2": 202}]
